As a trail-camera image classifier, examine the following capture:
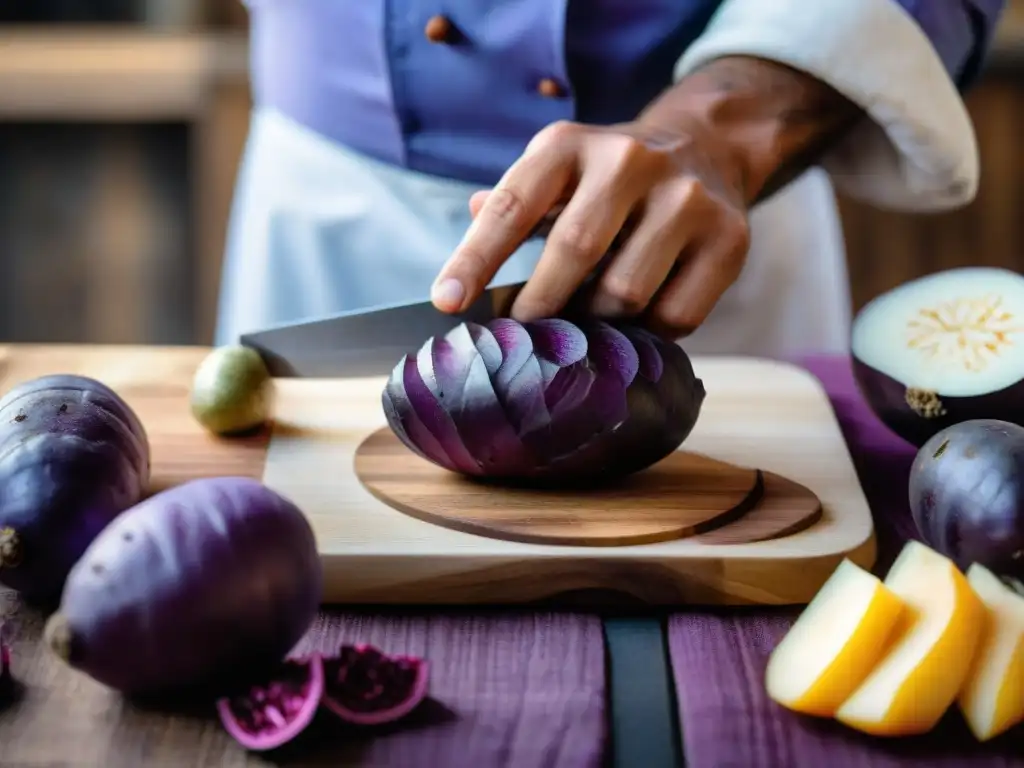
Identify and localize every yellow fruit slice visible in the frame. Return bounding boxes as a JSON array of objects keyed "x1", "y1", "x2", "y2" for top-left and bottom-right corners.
[
  {"x1": 765, "y1": 558, "x2": 905, "y2": 717},
  {"x1": 957, "y1": 564, "x2": 1024, "y2": 742},
  {"x1": 835, "y1": 540, "x2": 985, "y2": 736}
]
